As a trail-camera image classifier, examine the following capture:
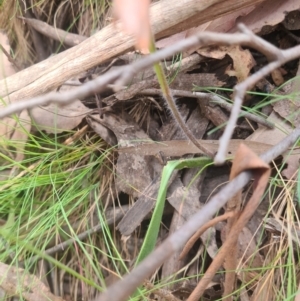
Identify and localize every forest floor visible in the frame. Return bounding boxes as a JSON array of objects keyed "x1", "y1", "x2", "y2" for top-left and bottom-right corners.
[{"x1": 0, "y1": 1, "x2": 300, "y2": 301}]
